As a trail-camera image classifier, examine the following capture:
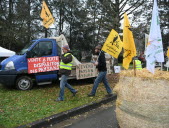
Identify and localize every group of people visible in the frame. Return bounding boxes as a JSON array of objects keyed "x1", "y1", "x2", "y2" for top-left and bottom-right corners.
[{"x1": 55, "y1": 45, "x2": 113, "y2": 101}]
